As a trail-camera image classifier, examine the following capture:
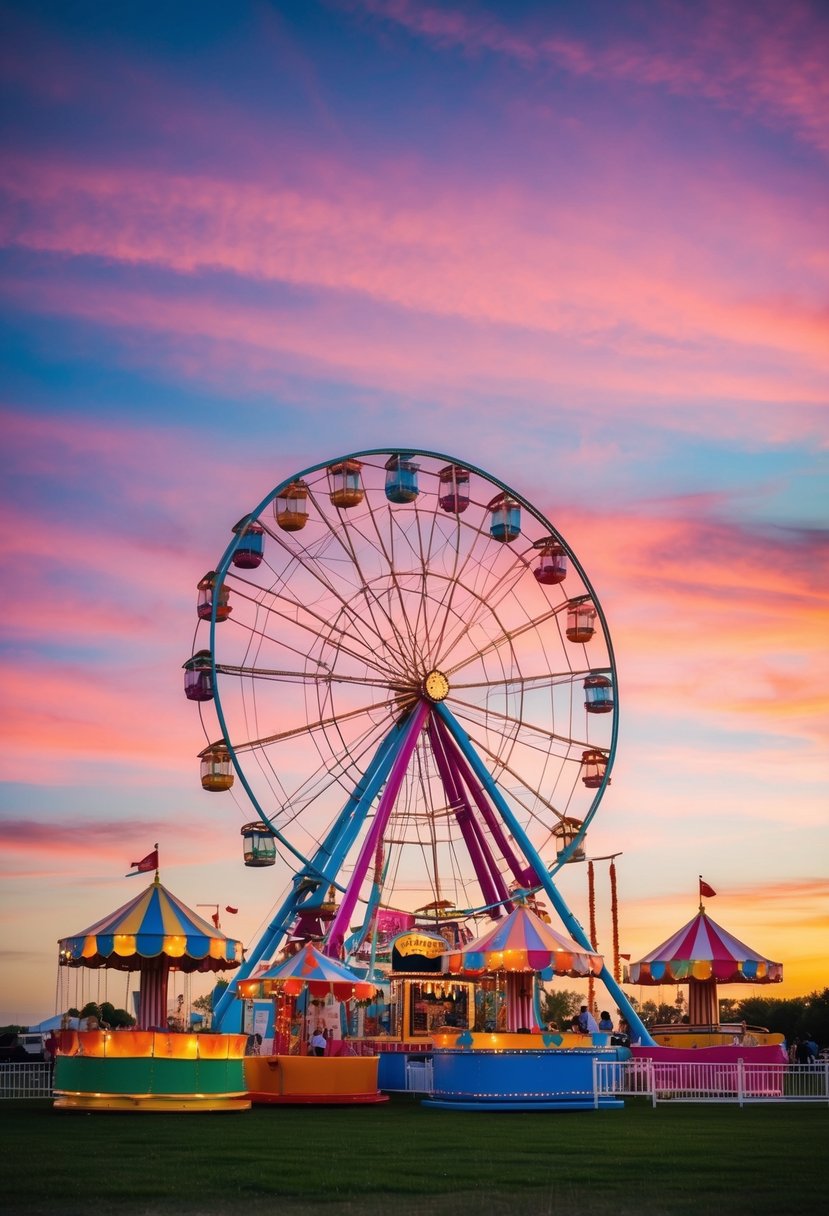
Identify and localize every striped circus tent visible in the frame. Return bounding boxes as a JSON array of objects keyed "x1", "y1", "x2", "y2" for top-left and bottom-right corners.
[
  {"x1": 442, "y1": 904, "x2": 603, "y2": 1032},
  {"x1": 628, "y1": 910, "x2": 783, "y2": 1026},
  {"x1": 58, "y1": 876, "x2": 243, "y2": 1030},
  {"x1": 237, "y1": 943, "x2": 376, "y2": 1001}
]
